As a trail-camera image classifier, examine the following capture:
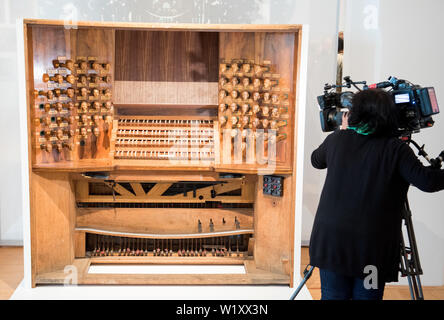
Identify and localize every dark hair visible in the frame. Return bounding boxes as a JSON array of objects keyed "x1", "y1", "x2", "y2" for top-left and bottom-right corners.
[{"x1": 348, "y1": 89, "x2": 398, "y2": 136}]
